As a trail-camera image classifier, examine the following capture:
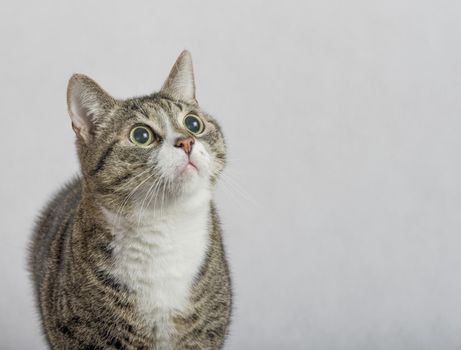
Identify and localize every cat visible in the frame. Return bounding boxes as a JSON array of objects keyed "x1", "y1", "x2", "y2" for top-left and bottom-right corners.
[{"x1": 28, "y1": 50, "x2": 232, "y2": 350}]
